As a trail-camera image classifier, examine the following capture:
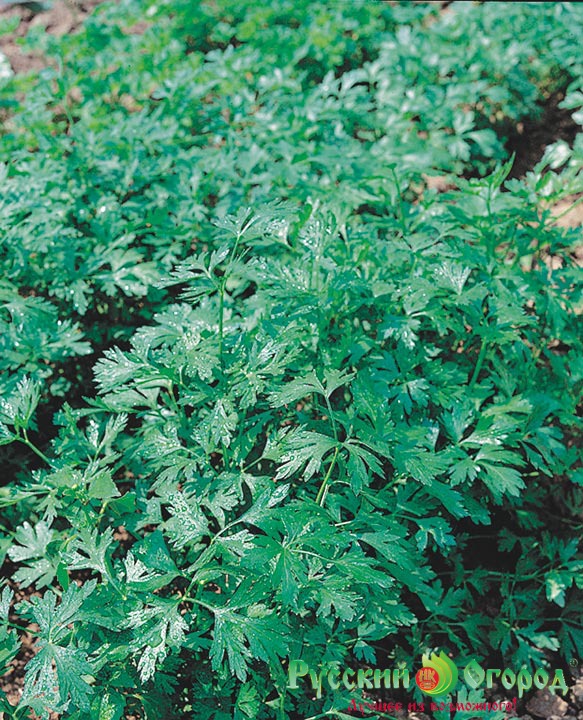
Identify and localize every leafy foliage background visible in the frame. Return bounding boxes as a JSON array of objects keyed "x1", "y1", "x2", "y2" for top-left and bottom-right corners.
[{"x1": 0, "y1": 1, "x2": 582, "y2": 718}]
